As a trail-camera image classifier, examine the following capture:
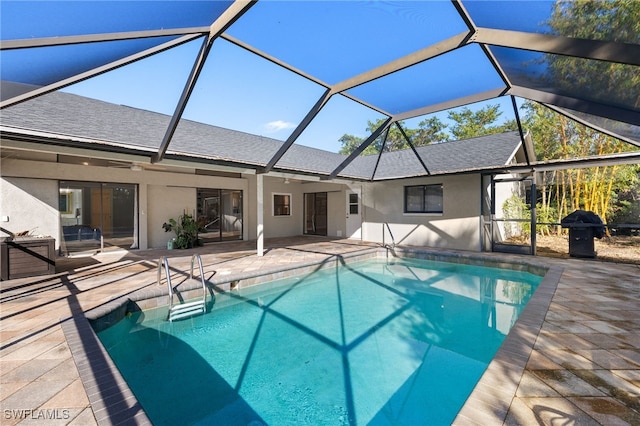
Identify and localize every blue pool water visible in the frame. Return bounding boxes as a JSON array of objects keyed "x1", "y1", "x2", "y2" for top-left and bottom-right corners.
[{"x1": 97, "y1": 257, "x2": 542, "y2": 425}]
